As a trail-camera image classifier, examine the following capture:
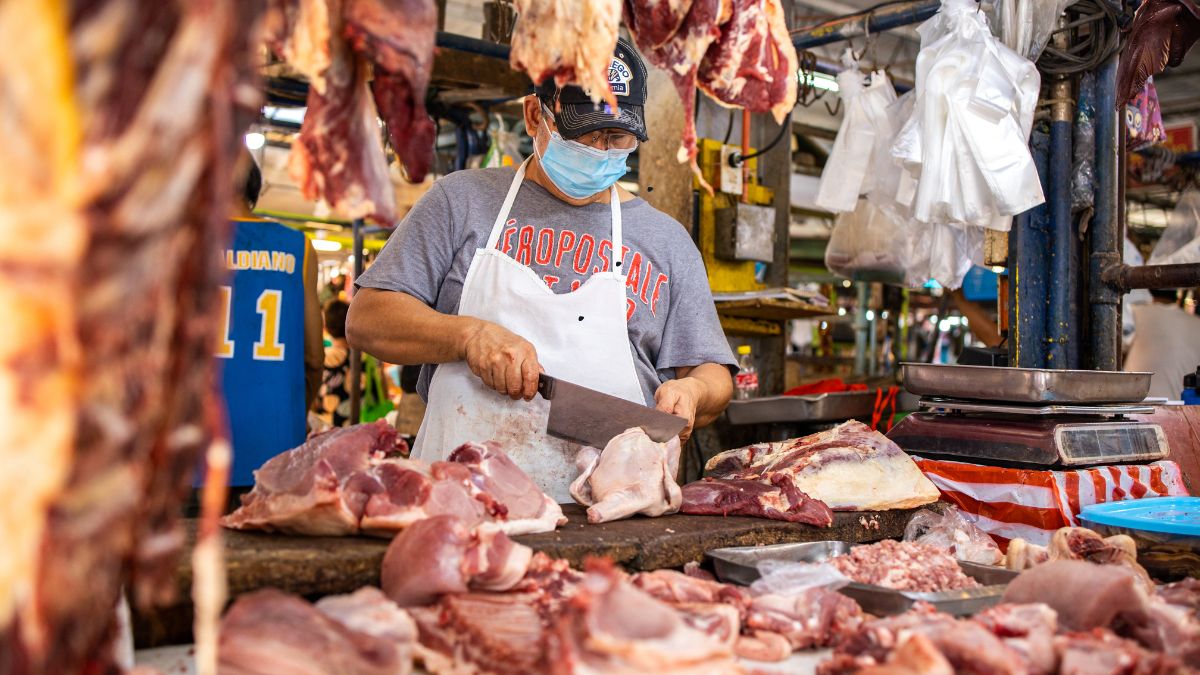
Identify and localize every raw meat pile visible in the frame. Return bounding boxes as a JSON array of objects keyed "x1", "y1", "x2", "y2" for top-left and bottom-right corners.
[
  {"x1": 267, "y1": 0, "x2": 437, "y2": 223},
  {"x1": 829, "y1": 540, "x2": 981, "y2": 592},
  {"x1": 570, "y1": 428, "x2": 683, "y2": 523},
  {"x1": 1006, "y1": 526, "x2": 1153, "y2": 588},
  {"x1": 509, "y1": 0, "x2": 798, "y2": 182},
  {"x1": 0, "y1": 1, "x2": 266, "y2": 671},
  {"x1": 689, "y1": 421, "x2": 940, "y2": 519},
  {"x1": 221, "y1": 421, "x2": 566, "y2": 536}
]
